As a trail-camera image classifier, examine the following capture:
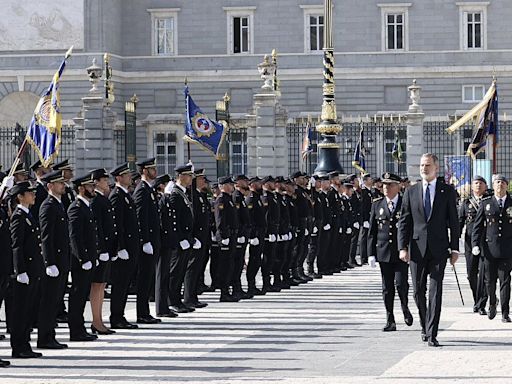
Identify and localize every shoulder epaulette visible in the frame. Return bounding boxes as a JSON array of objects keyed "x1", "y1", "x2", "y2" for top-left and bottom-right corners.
[
  {"x1": 482, "y1": 196, "x2": 492, "y2": 201},
  {"x1": 372, "y1": 197, "x2": 383, "y2": 203}
]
